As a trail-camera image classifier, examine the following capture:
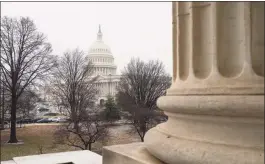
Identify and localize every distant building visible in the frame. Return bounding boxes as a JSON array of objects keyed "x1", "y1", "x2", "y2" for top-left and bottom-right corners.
[
  {"x1": 88, "y1": 25, "x2": 121, "y2": 105},
  {"x1": 36, "y1": 25, "x2": 121, "y2": 110},
  {"x1": 35, "y1": 85, "x2": 58, "y2": 117}
]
